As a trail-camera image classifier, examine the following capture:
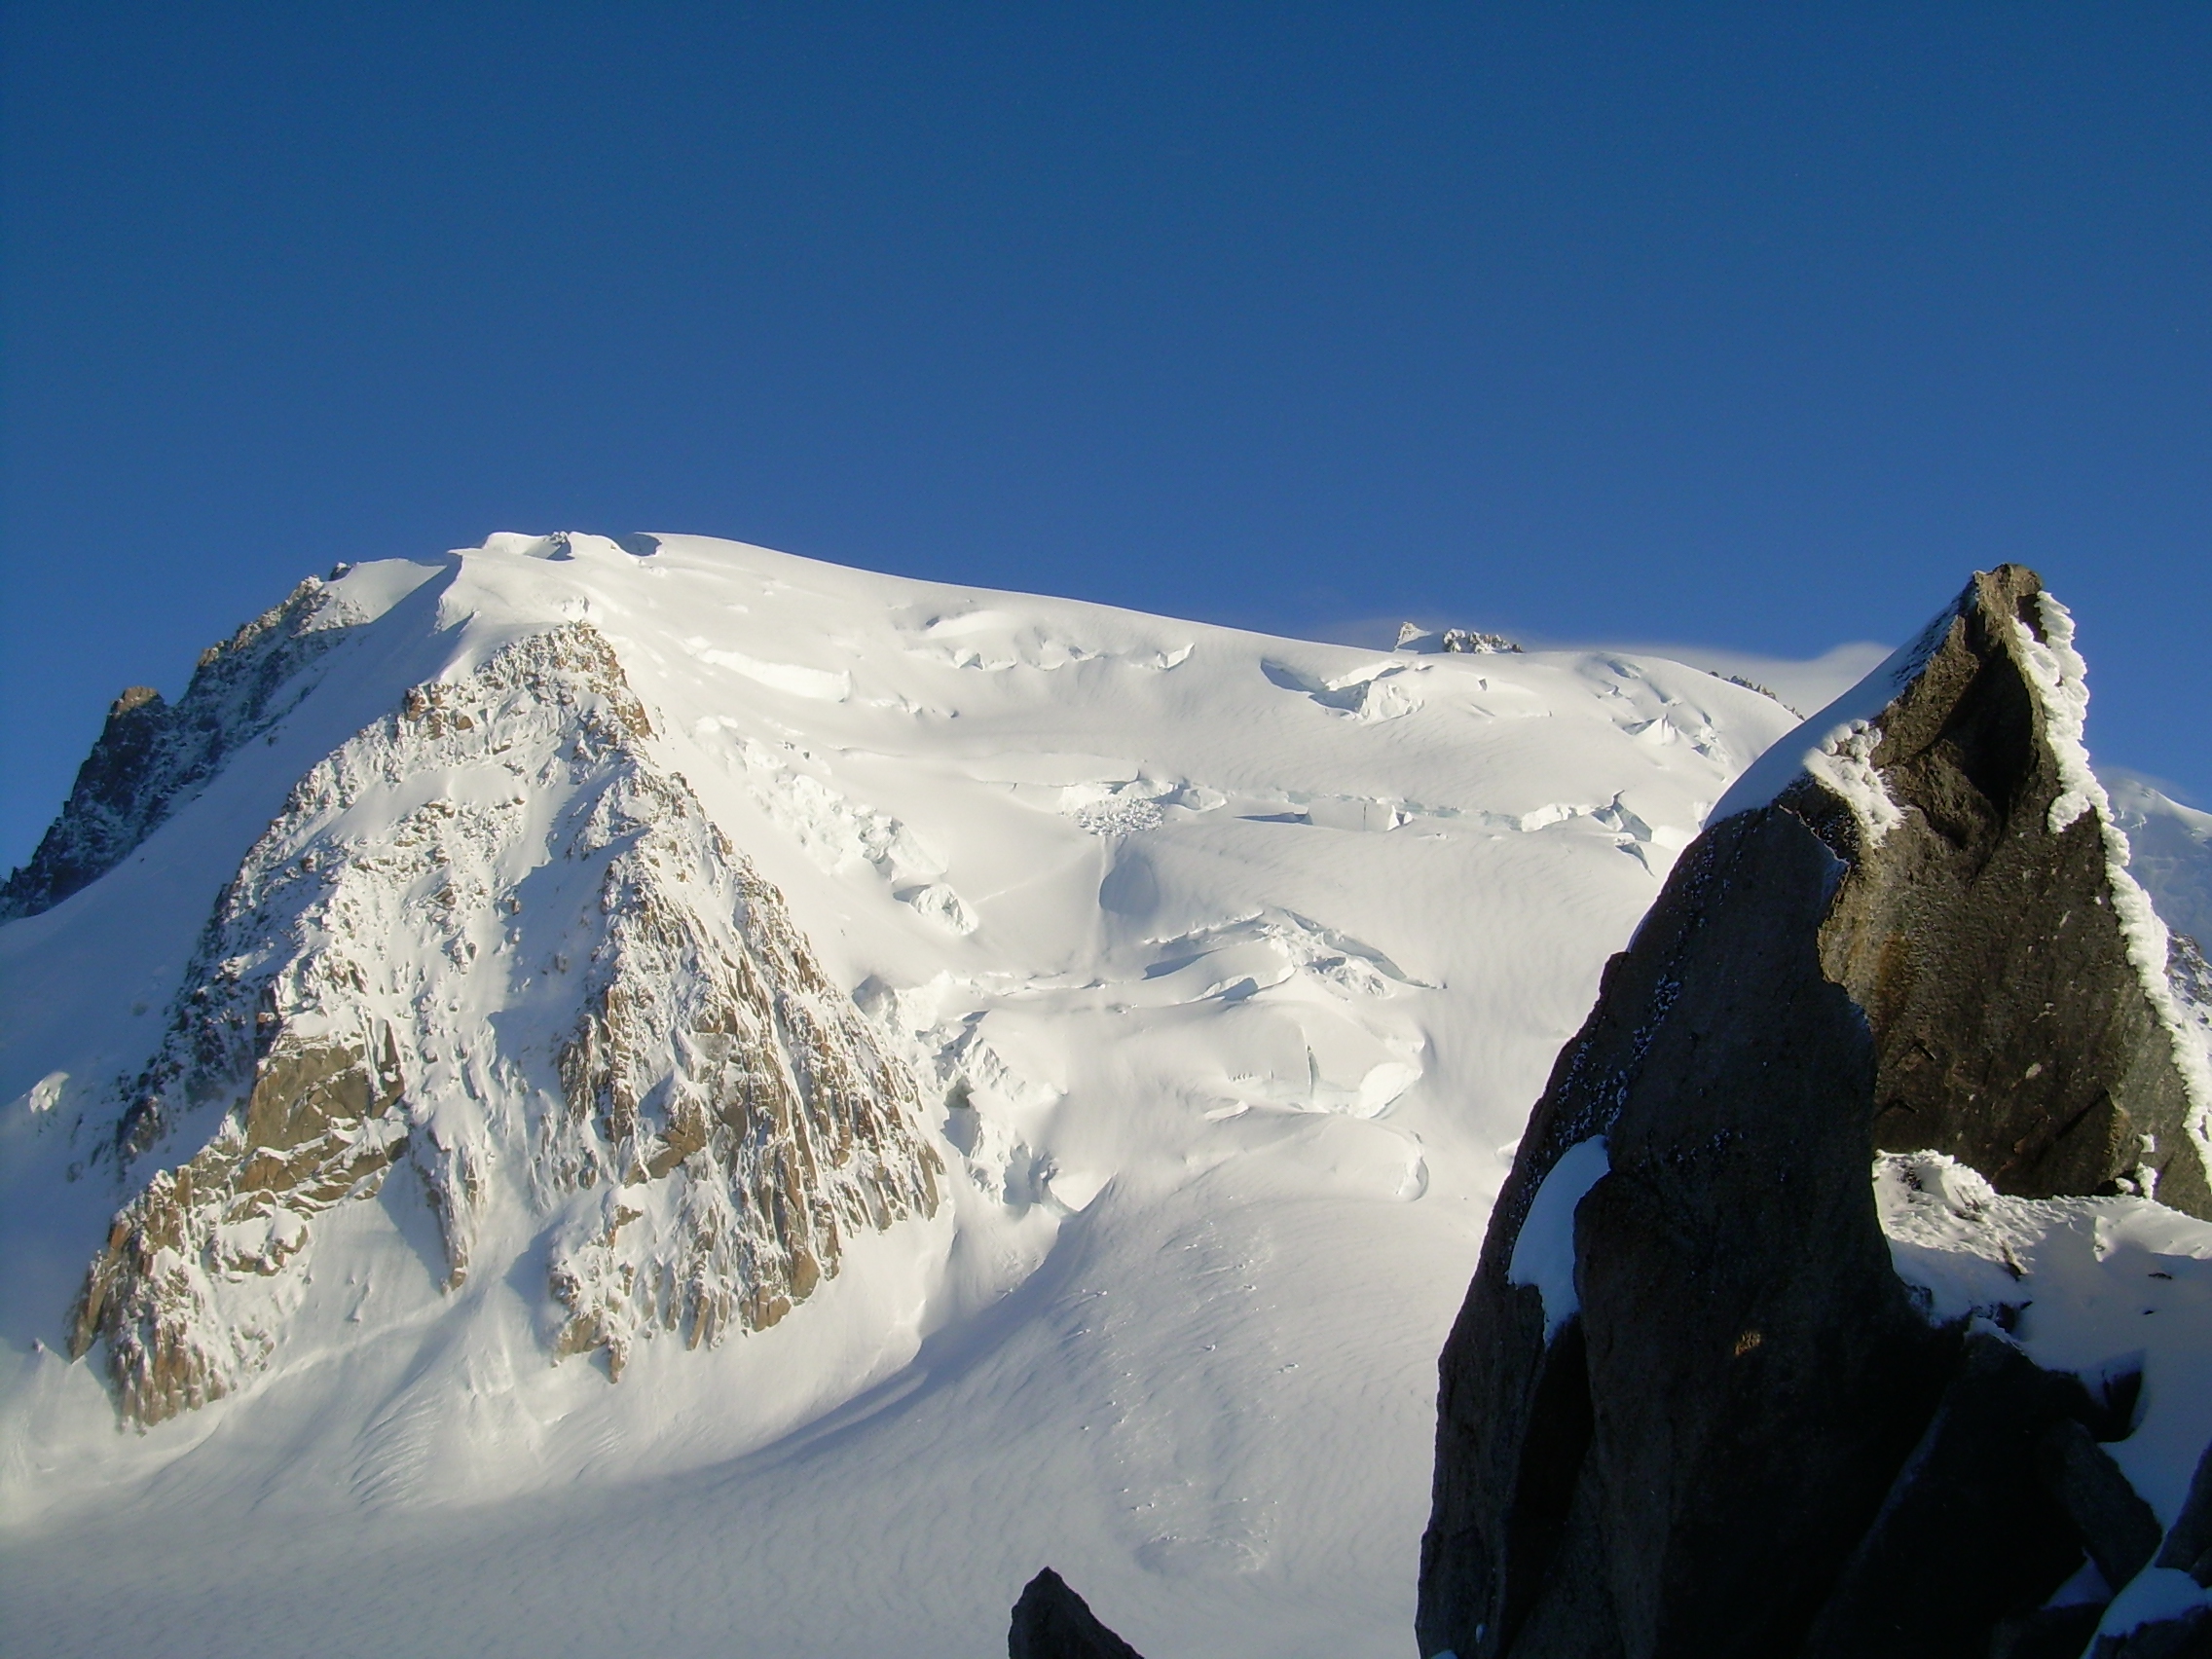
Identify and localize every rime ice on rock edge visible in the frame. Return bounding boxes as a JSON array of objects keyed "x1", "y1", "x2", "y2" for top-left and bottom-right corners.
[{"x1": 66, "y1": 622, "x2": 940, "y2": 1424}]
